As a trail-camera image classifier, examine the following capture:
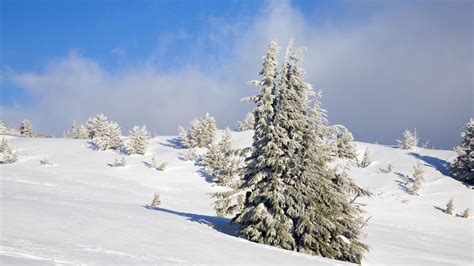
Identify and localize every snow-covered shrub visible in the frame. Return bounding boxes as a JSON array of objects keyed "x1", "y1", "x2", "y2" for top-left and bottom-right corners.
[
  {"x1": 358, "y1": 147, "x2": 372, "y2": 168},
  {"x1": 462, "y1": 208, "x2": 470, "y2": 218},
  {"x1": 178, "y1": 113, "x2": 217, "y2": 148},
  {"x1": 113, "y1": 155, "x2": 127, "y2": 167},
  {"x1": 19, "y1": 119, "x2": 34, "y2": 137},
  {"x1": 127, "y1": 126, "x2": 149, "y2": 155},
  {"x1": 40, "y1": 158, "x2": 53, "y2": 166},
  {"x1": 236, "y1": 112, "x2": 255, "y2": 131},
  {"x1": 380, "y1": 163, "x2": 394, "y2": 174},
  {"x1": 0, "y1": 121, "x2": 5, "y2": 134},
  {"x1": 150, "y1": 193, "x2": 161, "y2": 208},
  {"x1": 451, "y1": 119, "x2": 473, "y2": 185},
  {"x1": 157, "y1": 162, "x2": 168, "y2": 171},
  {"x1": 446, "y1": 199, "x2": 454, "y2": 215},
  {"x1": 397, "y1": 129, "x2": 419, "y2": 150}
]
